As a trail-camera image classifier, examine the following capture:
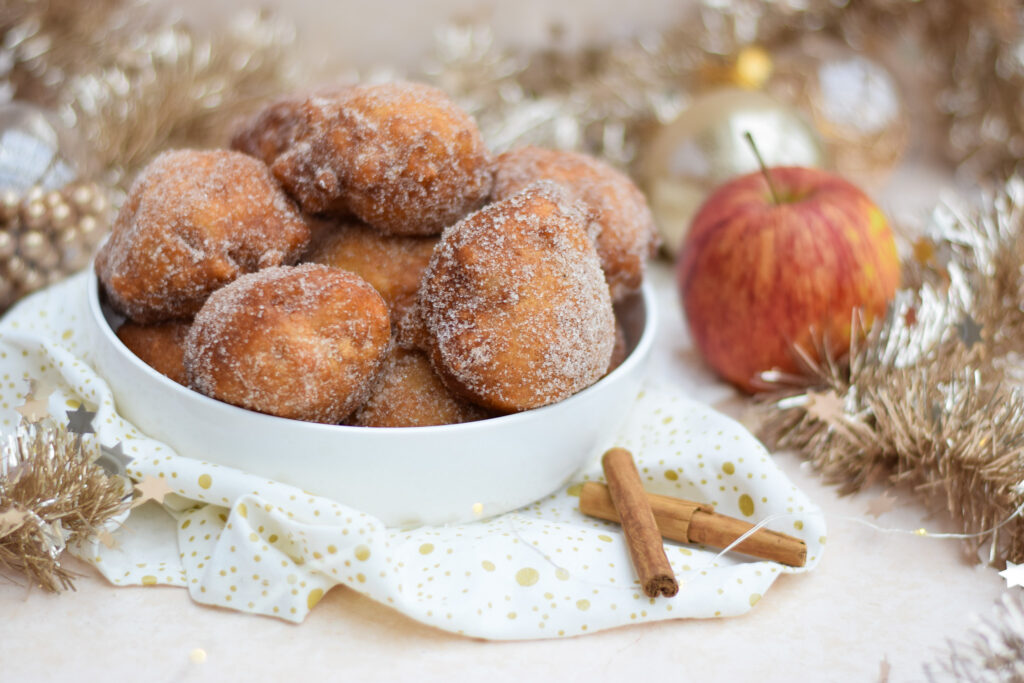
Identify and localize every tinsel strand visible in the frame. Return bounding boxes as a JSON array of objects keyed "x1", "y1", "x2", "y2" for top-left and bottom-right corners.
[{"x1": 0, "y1": 419, "x2": 128, "y2": 592}]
